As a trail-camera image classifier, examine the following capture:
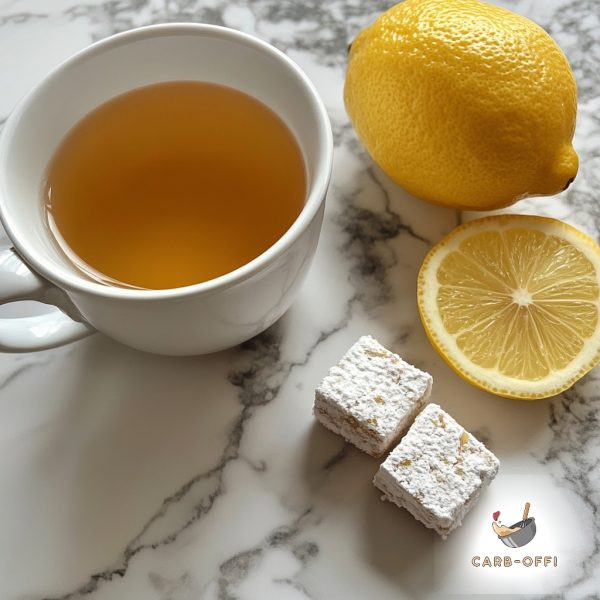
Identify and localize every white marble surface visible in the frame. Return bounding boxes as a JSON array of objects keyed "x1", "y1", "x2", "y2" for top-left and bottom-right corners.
[{"x1": 1, "y1": 1, "x2": 599, "y2": 598}]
